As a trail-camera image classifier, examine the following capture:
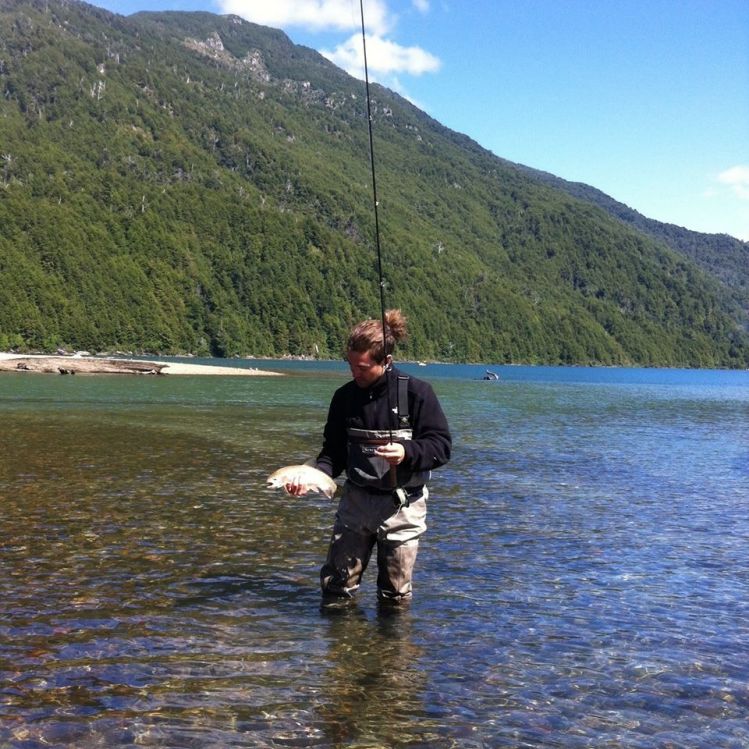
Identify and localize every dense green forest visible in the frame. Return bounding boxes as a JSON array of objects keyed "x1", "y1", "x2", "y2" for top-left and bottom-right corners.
[
  {"x1": 1, "y1": 0, "x2": 748, "y2": 367},
  {"x1": 518, "y1": 165, "x2": 749, "y2": 318}
]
